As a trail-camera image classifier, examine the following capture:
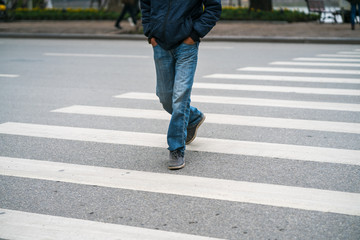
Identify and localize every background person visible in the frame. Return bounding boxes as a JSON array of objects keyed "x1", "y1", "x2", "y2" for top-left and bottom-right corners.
[
  {"x1": 347, "y1": 0, "x2": 360, "y2": 29},
  {"x1": 115, "y1": 0, "x2": 139, "y2": 29}
]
